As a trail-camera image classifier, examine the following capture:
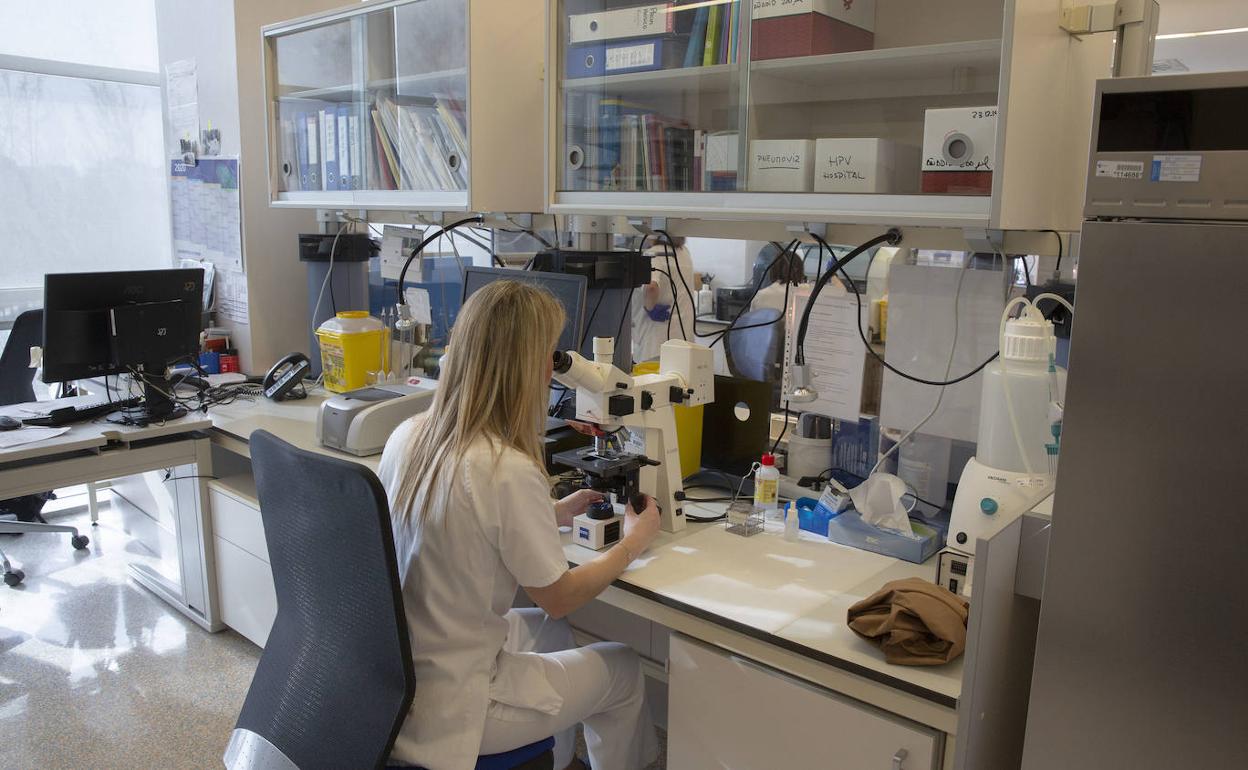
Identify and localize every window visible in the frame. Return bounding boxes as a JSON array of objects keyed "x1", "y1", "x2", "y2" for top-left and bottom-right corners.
[{"x1": 0, "y1": 0, "x2": 170, "y2": 339}]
